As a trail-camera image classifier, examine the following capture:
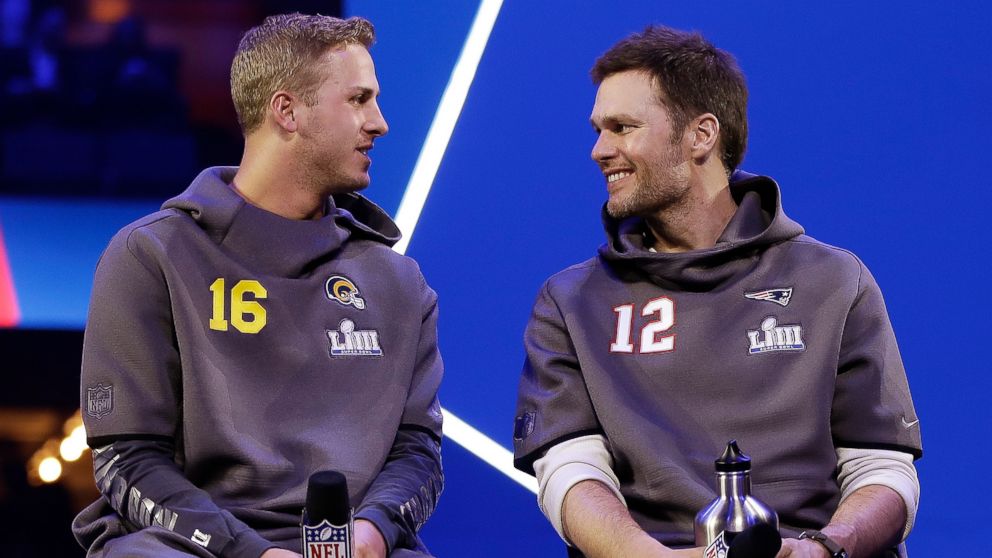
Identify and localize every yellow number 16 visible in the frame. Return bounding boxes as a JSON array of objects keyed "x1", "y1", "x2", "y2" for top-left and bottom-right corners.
[{"x1": 209, "y1": 278, "x2": 268, "y2": 334}]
